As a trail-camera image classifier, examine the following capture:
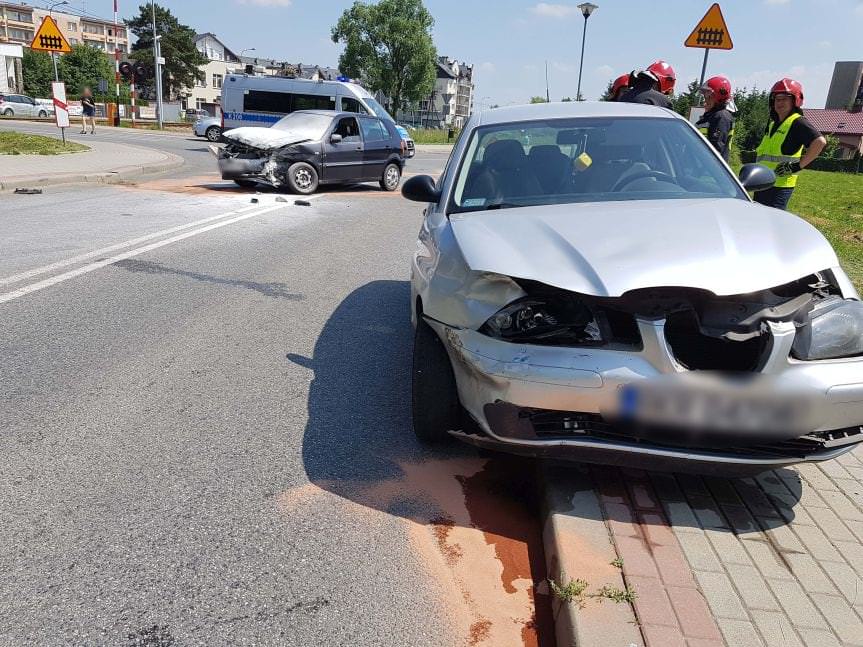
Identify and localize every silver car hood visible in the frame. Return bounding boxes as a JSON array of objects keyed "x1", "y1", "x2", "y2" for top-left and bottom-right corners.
[
  {"x1": 449, "y1": 198, "x2": 839, "y2": 297},
  {"x1": 222, "y1": 126, "x2": 309, "y2": 150}
]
